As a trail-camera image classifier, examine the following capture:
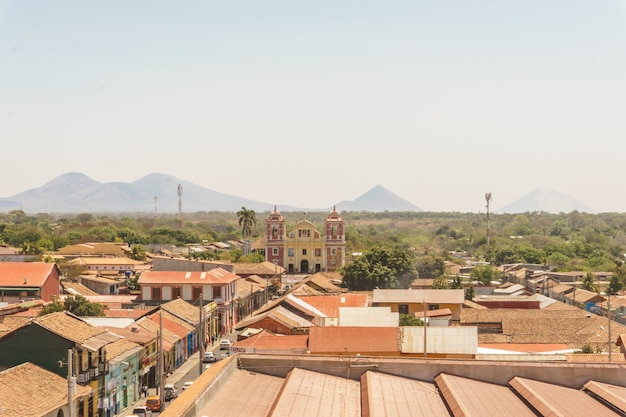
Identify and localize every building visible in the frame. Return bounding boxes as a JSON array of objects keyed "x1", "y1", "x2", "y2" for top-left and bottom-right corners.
[
  {"x1": 0, "y1": 262, "x2": 61, "y2": 303},
  {"x1": 372, "y1": 289, "x2": 465, "y2": 321},
  {"x1": 265, "y1": 207, "x2": 346, "y2": 273},
  {"x1": 137, "y1": 268, "x2": 239, "y2": 334}
]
